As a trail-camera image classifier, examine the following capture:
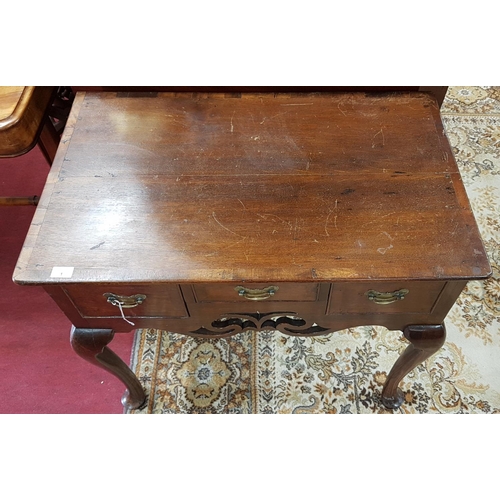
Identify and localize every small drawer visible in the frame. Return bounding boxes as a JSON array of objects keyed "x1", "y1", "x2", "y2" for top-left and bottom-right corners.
[
  {"x1": 327, "y1": 281, "x2": 446, "y2": 315},
  {"x1": 192, "y1": 283, "x2": 320, "y2": 303},
  {"x1": 62, "y1": 284, "x2": 188, "y2": 319}
]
